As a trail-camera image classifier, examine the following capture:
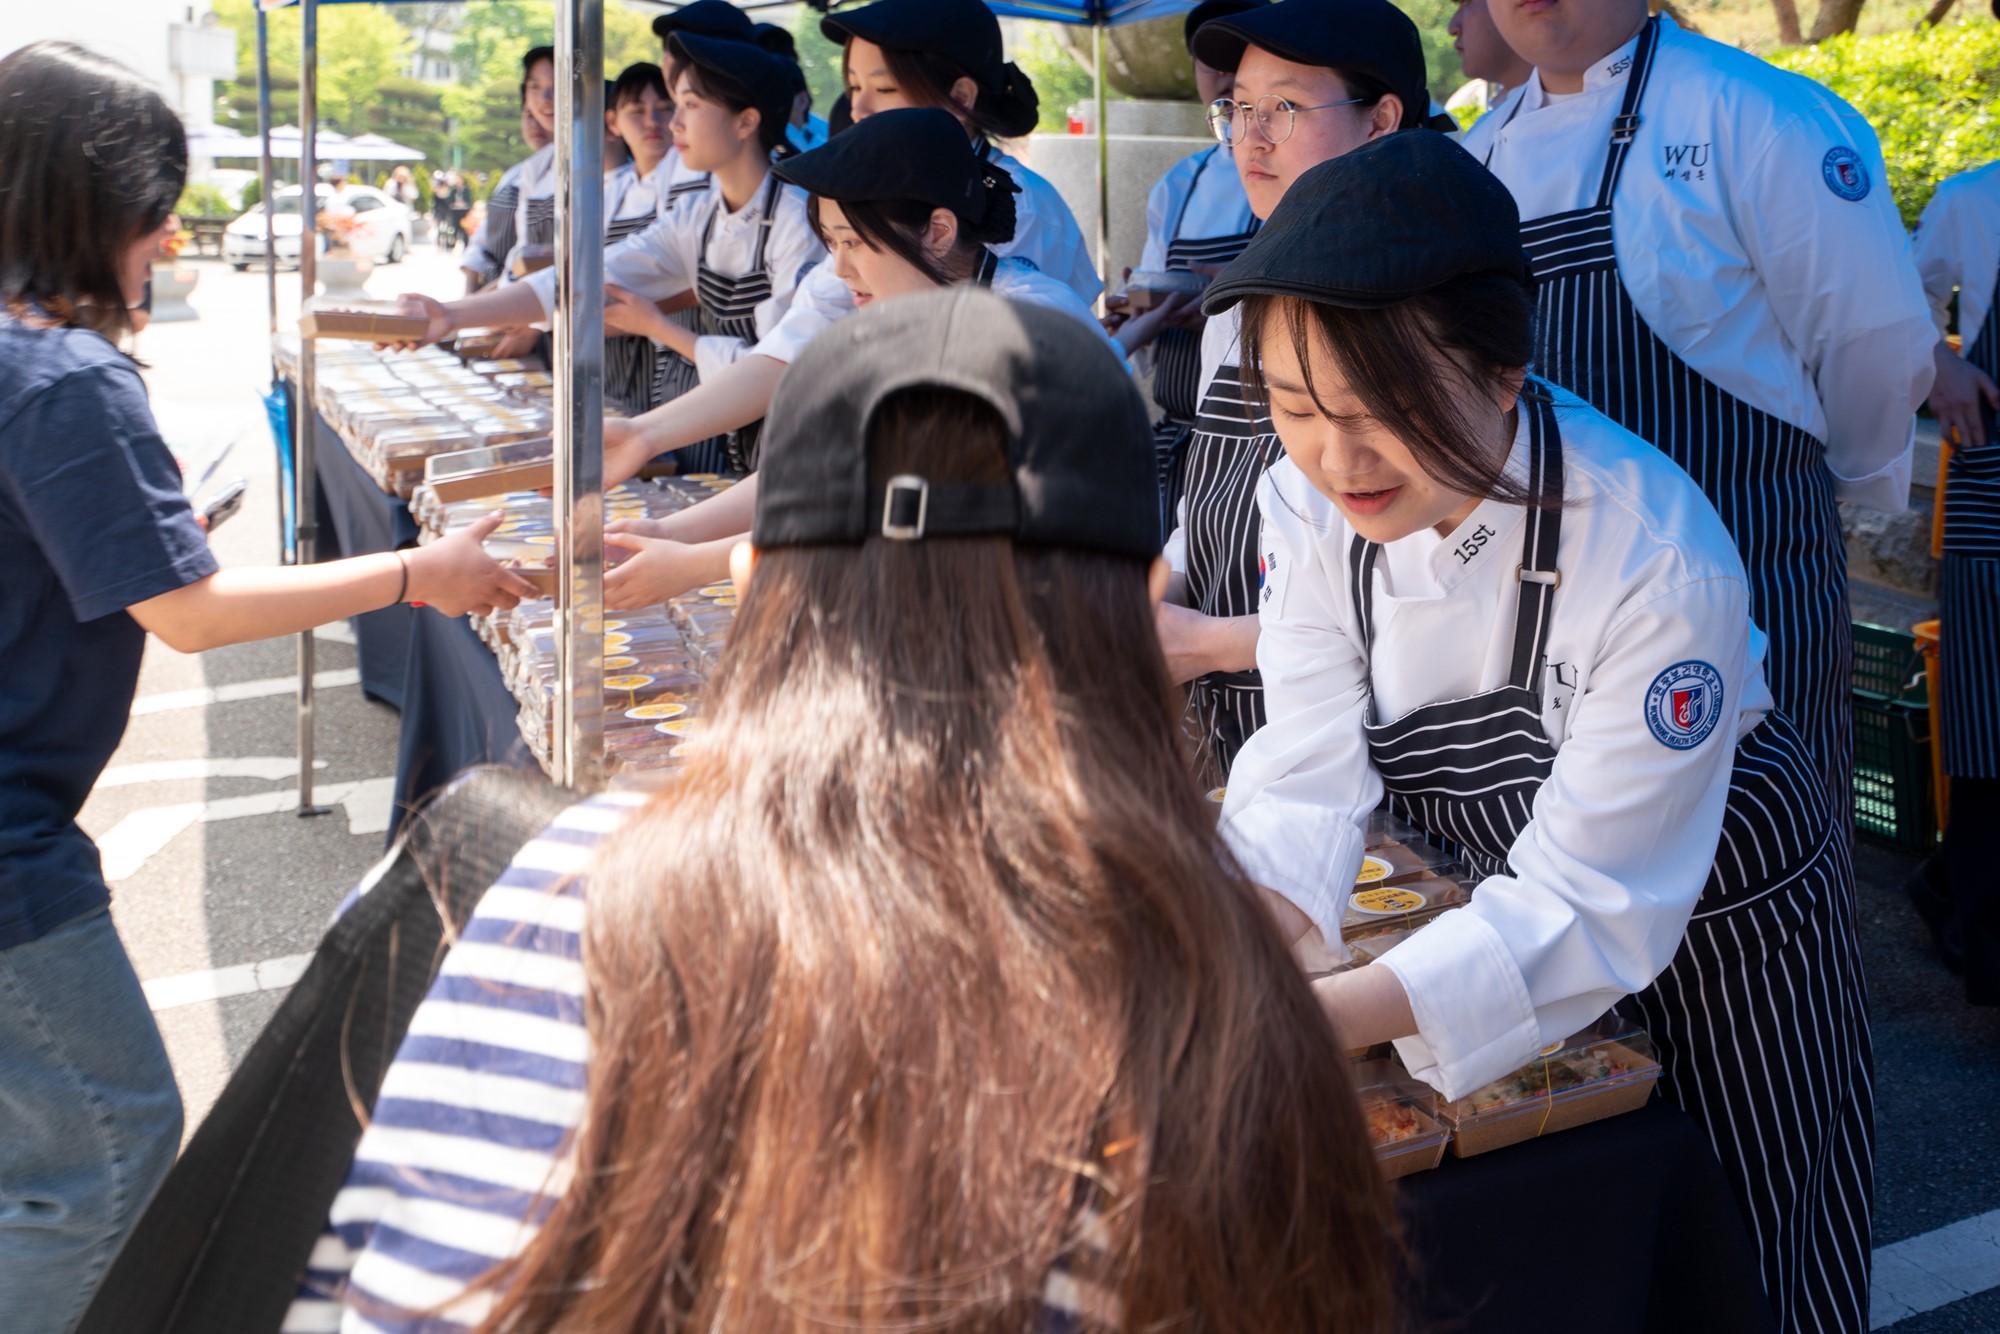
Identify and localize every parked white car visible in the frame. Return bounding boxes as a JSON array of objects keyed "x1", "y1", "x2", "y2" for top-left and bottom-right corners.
[{"x1": 223, "y1": 184, "x2": 413, "y2": 271}]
